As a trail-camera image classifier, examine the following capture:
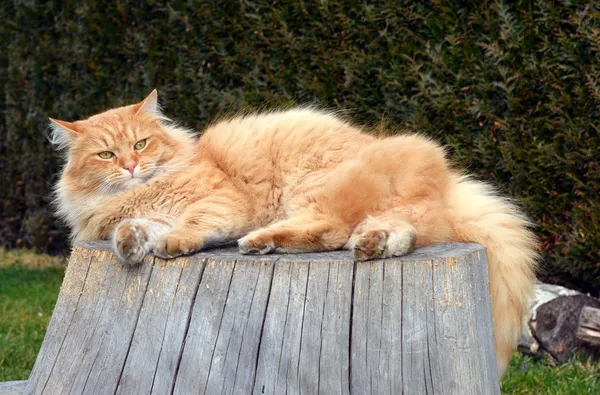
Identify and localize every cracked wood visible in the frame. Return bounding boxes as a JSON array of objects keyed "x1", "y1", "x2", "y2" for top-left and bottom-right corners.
[{"x1": 22, "y1": 241, "x2": 499, "y2": 395}]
